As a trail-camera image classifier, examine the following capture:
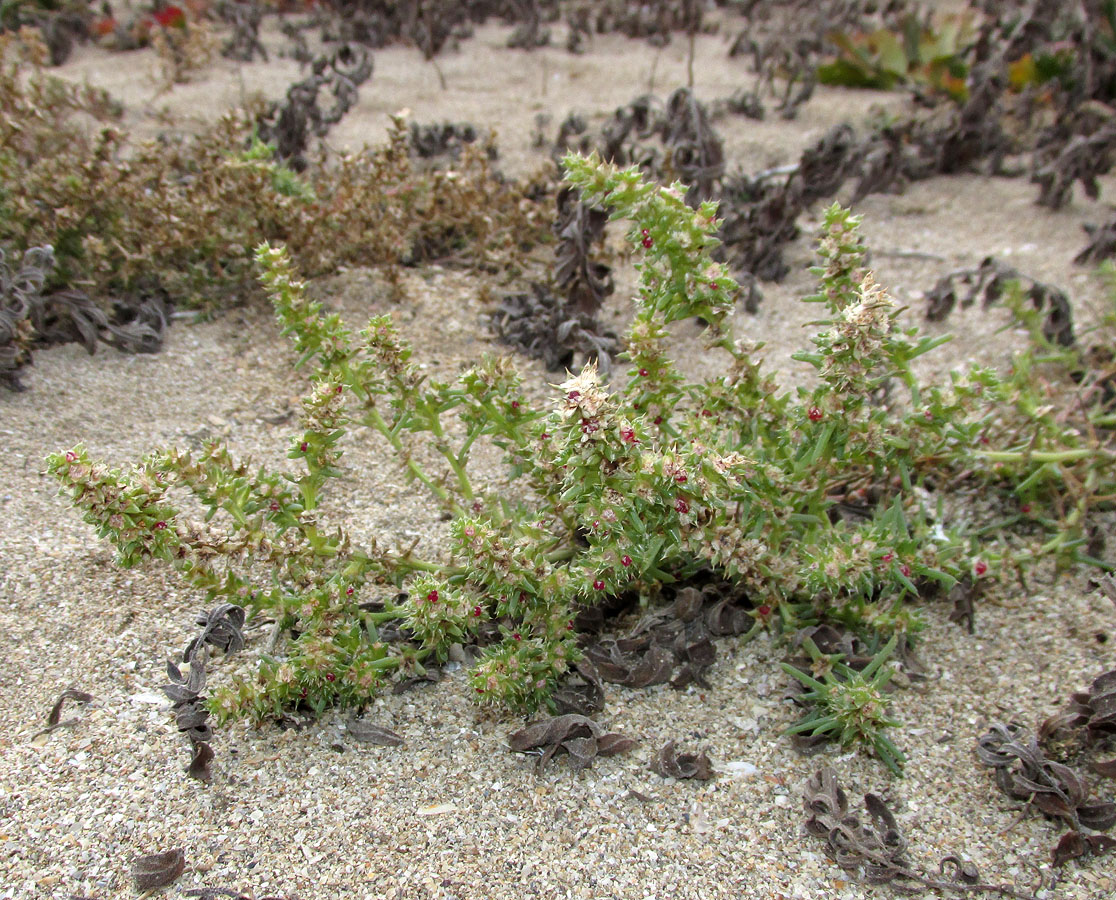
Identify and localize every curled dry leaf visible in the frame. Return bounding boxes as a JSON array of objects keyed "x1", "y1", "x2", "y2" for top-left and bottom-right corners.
[
  {"x1": 508, "y1": 714, "x2": 601, "y2": 751},
  {"x1": 185, "y1": 604, "x2": 247, "y2": 660},
  {"x1": 507, "y1": 714, "x2": 634, "y2": 773},
  {"x1": 551, "y1": 659, "x2": 606, "y2": 716},
  {"x1": 978, "y1": 721, "x2": 1116, "y2": 854},
  {"x1": 346, "y1": 717, "x2": 404, "y2": 747},
  {"x1": 46, "y1": 688, "x2": 93, "y2": 727},
  {"x1": 1052, "y1": 831, "x2": 1116, "y2": 867},
  {"x1": 652, "y1": 740, "x2": 712, "y2": 781},
  {"x1": 924, "y1": 258, "x2": 1074, "y2": 348},
  {"x1": 132, "y1": 847, "x2": 186, "y2": 891},
  {"x1": 802, "y1": 768, "x2": 1043, "y2": 898},
  {"x1": 32, "y1": 688, "x2": 94, "y2": 741},
  {"x1": 188, "y1": 741, "x2": 215, "y2": 782}
]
